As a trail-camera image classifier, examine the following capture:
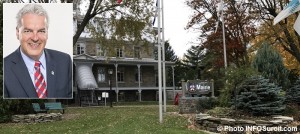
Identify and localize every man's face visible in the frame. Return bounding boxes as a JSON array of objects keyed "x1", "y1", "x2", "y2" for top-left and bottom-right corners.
[{"x1": 16, "y1": 13, "x2": 48, "y2": 61}]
